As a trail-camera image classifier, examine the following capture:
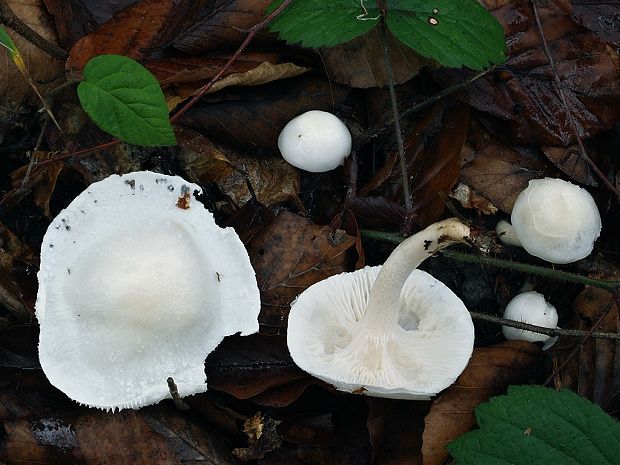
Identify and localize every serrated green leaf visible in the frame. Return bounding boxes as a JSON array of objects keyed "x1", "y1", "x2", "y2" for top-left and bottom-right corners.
[
  {"x1": 77, "y1": 55, "x2": 175, "y2": 147},
  {"x1": 448, "y1": 386, "x2": 620, "y2": 465},
  {"x1": 386, "y1": 0, "x2": 505, "y2": 70},
  {"x1": 266, "y1": 0, "x2": 379, "y2": 48}
]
